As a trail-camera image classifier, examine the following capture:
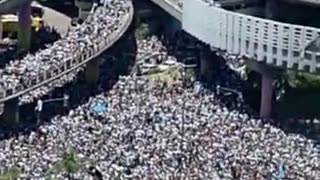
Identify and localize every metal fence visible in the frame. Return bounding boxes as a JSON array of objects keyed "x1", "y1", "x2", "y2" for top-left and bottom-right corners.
[{"x1": 0, "y1": 2, "x2": 134, "y2": 103}]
